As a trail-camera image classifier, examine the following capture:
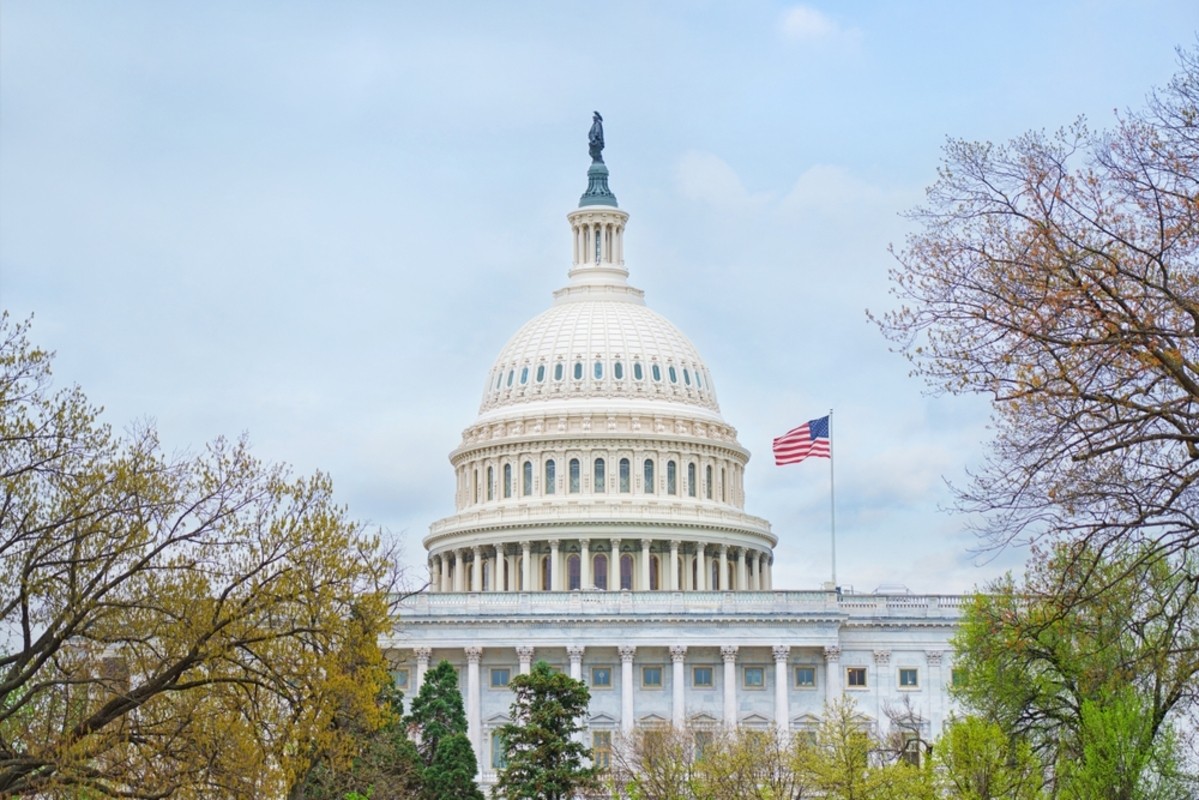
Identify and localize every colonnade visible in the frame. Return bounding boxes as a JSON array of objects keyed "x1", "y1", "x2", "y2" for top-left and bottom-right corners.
[{"x1": 429, "y1": 538, "x2": 773, "y2": 592}]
